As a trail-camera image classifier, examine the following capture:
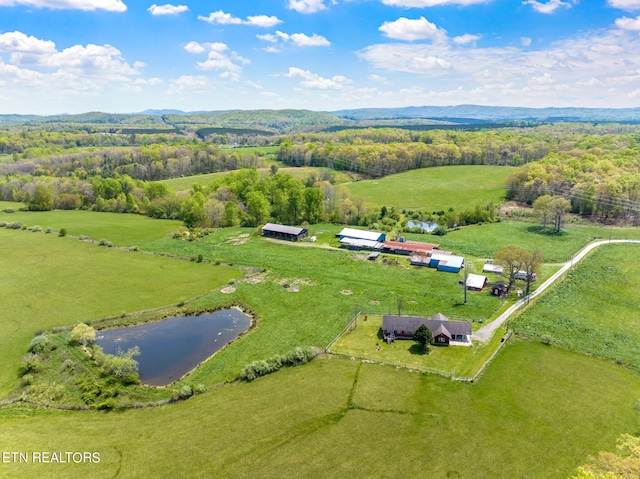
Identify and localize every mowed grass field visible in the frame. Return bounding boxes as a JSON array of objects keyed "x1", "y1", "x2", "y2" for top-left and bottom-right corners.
[
  {"x1": 0, "y1": 228, "x2": 241, "y2": 396},
  {"x1": 345, "y1": 165, "x2": 514, "y2": 210},
  {"x1": 511, "y1": 243, "x2": 640, "y2": 367},
  {"x1": 0, "y1": 341, "x2": 638, "y2": 479},
  {"x1": 0, "y1": 210, "x2": 182, "y2": 246}
]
